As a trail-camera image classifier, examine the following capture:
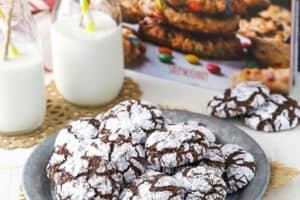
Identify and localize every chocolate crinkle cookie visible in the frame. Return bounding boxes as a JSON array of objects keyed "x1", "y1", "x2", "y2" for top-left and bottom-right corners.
[
  {"x1": 221, "y1": 144, "x2": 256, "y2": 194},
  {"x1": 146, "y1": 123, "x2": 209, "y2": 168},
  {"x1": 145, "y1": 162, "x2": 179, "y2": 175},
  {"x1": 50, "y1": 123, "x2": 102, "y2": 161},
  {"x1": 208, "y1": 81, "x2": 270, "y2": 118},
  {"x1": 46, "y1": 138, "x2": 113, "y2": 185},
  {"x1": 175, "y1": 166, "x2": 227, "y2": 200},
  {"x1": 245, "y1": 94, "x2": 300, "y2": 132},
  {"x1": 97, "y1": 99, "x2": 165, "y2": 139},
  {"x1": 97, "y1": 133, "x2": 146, "y2": 185},
  {"x1": 65, "y1": 118, "x2": 101, "y2": 139},
  {"x1": 177, "y1": 120, "x2": 216, "y2": 143},
  {"x1": 47, "y1": 142, "x2": 122, "y2": 200},
  {"x1": 50, "y1": 124, "x2": 146, "y2": 187},
  {"x1": 198, "y1": 144, "x2": 226, "y2": 177},
  {"x1": 120, "y1": 171, "x2": 186, "y2": 200},
  {"x1": 50, "y1": 118, "x2": 102, "y2": 158}
]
